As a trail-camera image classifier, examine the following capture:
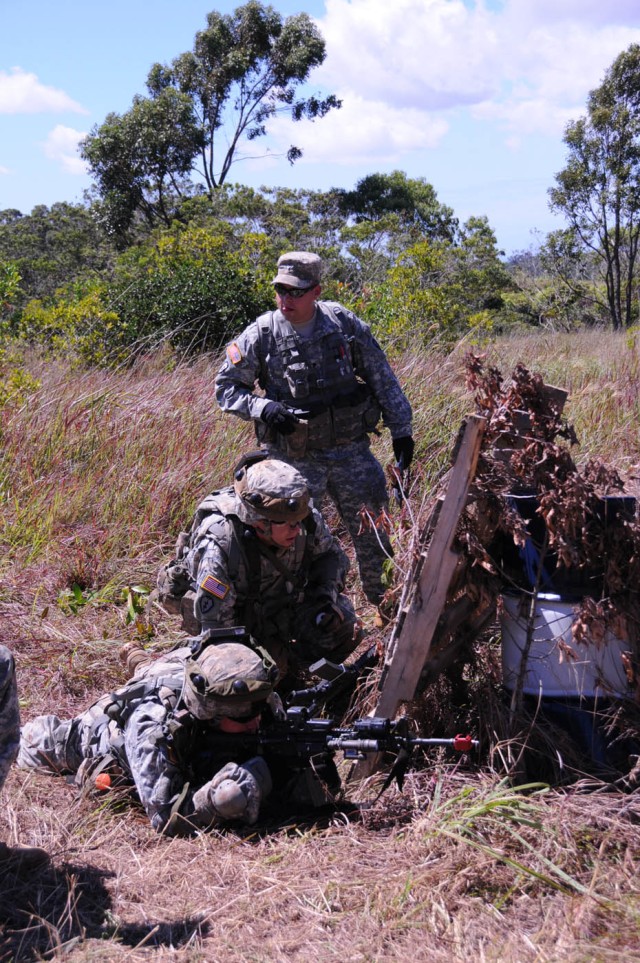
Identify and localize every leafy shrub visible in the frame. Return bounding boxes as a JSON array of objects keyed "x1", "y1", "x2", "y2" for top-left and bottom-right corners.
[
  {"x1": 0, "y1": 259, "x2": 21, "y2": 311},
  {"x1": 0, "y1": 361, "x2": 40, "y2": 407},
  {"x1": 18, "y1": 286, "x2": 127, "y2": 366},
  {"x1": 13, "y1": 226, "x2": 266, "y2": 365},
  {"x1": 106, "y1": 225, "x2": 264, "y2": 354},
  {"x1": 353, "y1": 234, "x2": 512, "y2": 347}
]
